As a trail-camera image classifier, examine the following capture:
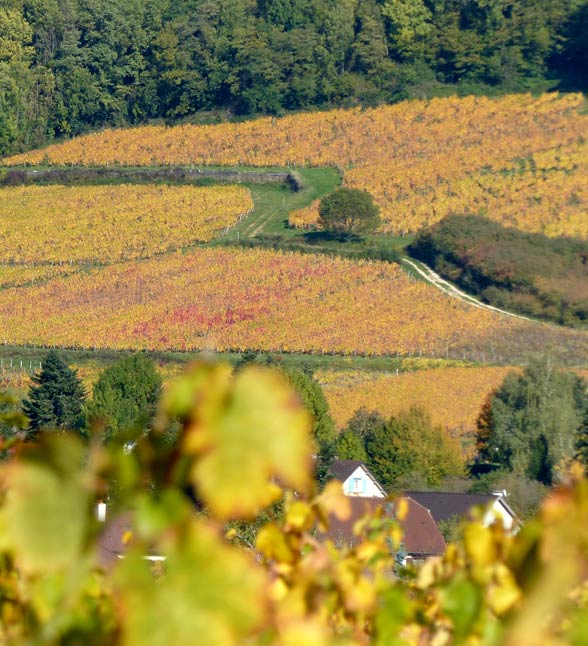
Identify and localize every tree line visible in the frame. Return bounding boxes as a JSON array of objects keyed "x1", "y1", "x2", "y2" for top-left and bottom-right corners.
[
  {"x1": 334, "y1": 355, "x2": 588, "y2": 519},
  {"x1": 1, "y1": 0, "x2": 587, "y2": 156}
]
